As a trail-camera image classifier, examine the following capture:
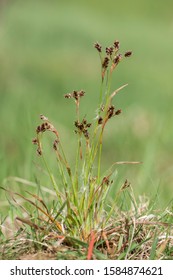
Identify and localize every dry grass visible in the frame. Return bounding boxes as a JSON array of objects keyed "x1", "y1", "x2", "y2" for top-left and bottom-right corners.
[{"x1": 1, "y1": 189, "x2": 173, "y2": 260}]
